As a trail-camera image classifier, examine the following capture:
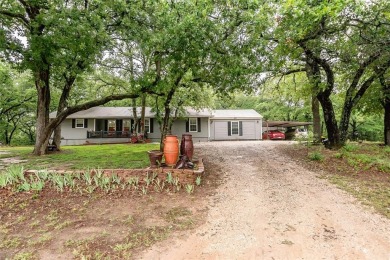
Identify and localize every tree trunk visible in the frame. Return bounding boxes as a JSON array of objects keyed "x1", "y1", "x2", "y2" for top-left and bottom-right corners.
[
  {"x1": 8, "y1": 124, "x2": 17, "y2": 145},
  {"x1": 53, "y1": 77, "x2": 75, "y2": 150},
  {"x1": 305, "y1": 57, "x2": 322, "y2": 143},
  {"x1": 317, "y1": 93, "x2": 342, "y2": 149},
  {"x1": 132, "y1": 98, "x2": 138, "y2": 135},
  {"x1": 4, "y1": 129, "x2": 9, "y2": 145},
  {"x1": 379, "y1": 74, "x2": 390, "y2": 146},
  {"x1": 311, "y1": 95, "x2": 321, "y2": 143},
  {"x1": 159, "y1": 87, "x2": 177, "y2": 151},
  {"x1": 33, "y1": 69, "x2": 51, "y2": 155},
  {"x1": 140, "y1": 94, "x2": 146, "y2": 140},
  {"x1": 385, "y1": 101, "x2": 390, "y2": 146},
  {"x1": 160, "y1": 106, "x2": 171, "y2": 151}
]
